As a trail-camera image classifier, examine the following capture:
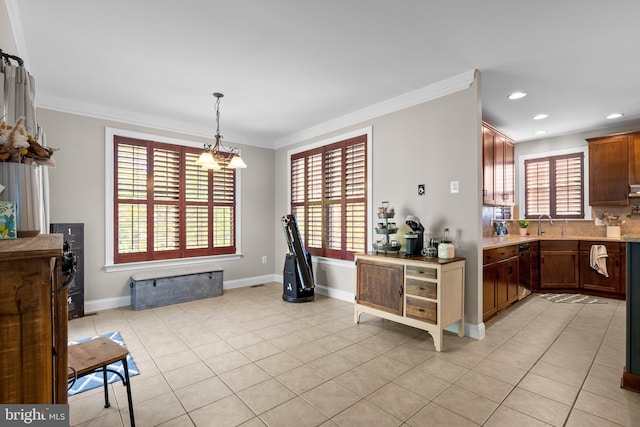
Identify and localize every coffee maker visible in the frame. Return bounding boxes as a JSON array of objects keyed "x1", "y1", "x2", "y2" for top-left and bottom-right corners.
[{"x1": 404, "y1": 215, "x2": 424, "y2": 256}]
